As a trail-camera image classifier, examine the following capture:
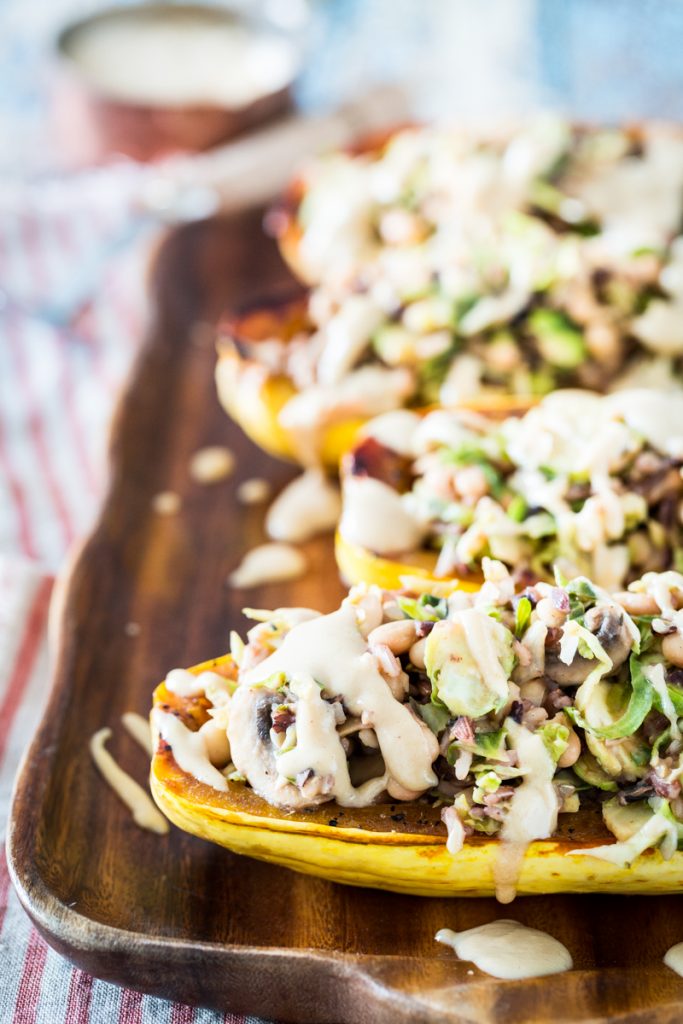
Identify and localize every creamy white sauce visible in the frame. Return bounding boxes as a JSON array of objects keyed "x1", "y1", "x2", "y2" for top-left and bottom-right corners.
[
  {"x1": 237, "y1": 477, "x2": 271, "y2": 505},
  {"x1": 571, "y1": 135, "x2": 683, "y2": 252},
  {"x1": 441, "y1": 805, "x2": 466, "y2": 855},
  {"x1": 188, "y1": 446, "x2": 235, "y2": 484},
  {"x1": 633, "y1": 570, "x2": 683, "y2": 632},
  {"x1": 606, "y1": 389, "x2": 683, "y2": 460},
  {"x1": 495, "y1": 718, "x2": 559, "y2": 904},
  {"x1": 413, "y1": 409, "x2": 477, "y2": 453},
  {"x1": 339, "y1": 476, "x2": 425, "y2": 555},
  {"x1": 90, "y1": 728, "x2": 169, "y2": 834},
  {"x1": 164, "y1": 668, "x2": 205, "y2": 698},
  {"x1": 361, "y1": 410, "x2": 422, "y2": 457},
  {"x1": 152, "y1": 491, "x2": 182, "y2": 516},
  {"x1": 64, "y1": 11, "x2": 297, "y2": 108},
  {"x1": 664, "y1": 942, "x2": 683, "y2": 977},
  {"x1": 121, "y1": 711, "x2": 153, "y2": 757},
  {"x1": 503, "y1": 390, "x2": 635, "y2": 478},
  {"x1": 435, "y1": 920, "x2": 572, "y2": 980},
  {"x1": 316, "y1": 295, "x2": 384, "y2": 385},
  {"x1": 459, "y1": 609, "x2": 511, "y2": 703},
  {"x1": 567, "y1": 811, "x2": 675, "y2": 868},
  {"x1": 153, "y1": 709, "x2": 228, "y2": 792},
  {"x1": 506, "y1": 389, "x2": 683, "y2": 479},
  {"x1": 632, "y1": 299, "x2": 683, "y2": 357},
  {"x1": 164, "y1": 668, "x2": 228, "y2": 699},
  {"x1": 265, "y1": 469, "x2": 341, "y2": 543},
  {"x1": 235, "y1": 602, "x2": 438, "y2": 806},
  {"x1": 228, "y1": 543, "x2": 307, "y2": 588},
  {"x1": 645, "y1": 663, "x2": 681, "y2": 740}
]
